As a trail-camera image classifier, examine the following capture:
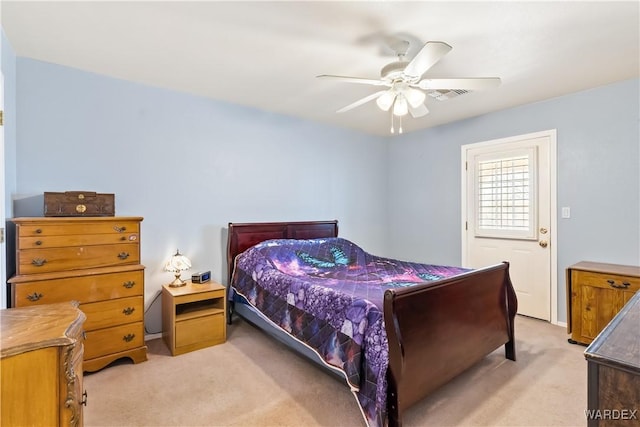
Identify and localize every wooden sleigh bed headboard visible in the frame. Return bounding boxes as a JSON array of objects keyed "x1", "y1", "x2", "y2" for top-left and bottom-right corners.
[{"x1": 226, "y1": 220, "x2": 338, "y2": 286}]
